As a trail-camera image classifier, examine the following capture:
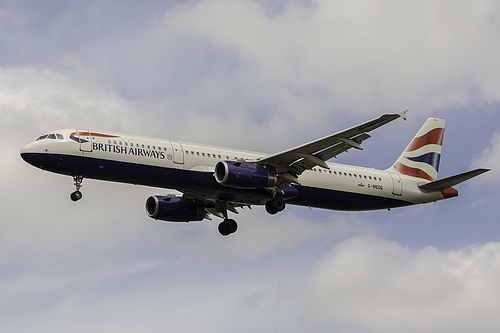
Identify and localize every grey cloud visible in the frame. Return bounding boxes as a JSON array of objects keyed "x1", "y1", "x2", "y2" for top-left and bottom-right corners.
[
  {"x1": 150, "y1": 0, "x2": 500, "y2": 114},
  {"x1": 472, "y1": 131, "x2": 500, "y2": 184},
  {"x1": 304, "y1": 236, "x2": 500, "y2": 333}
]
